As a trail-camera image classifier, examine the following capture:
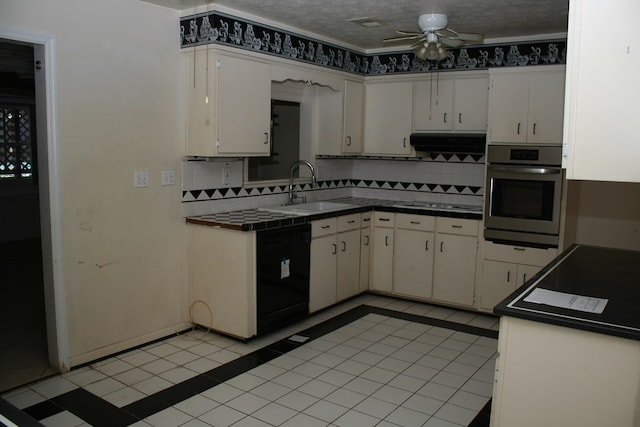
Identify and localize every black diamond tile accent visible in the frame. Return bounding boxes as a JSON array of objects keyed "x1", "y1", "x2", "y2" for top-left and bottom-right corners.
[
  {"x1": 268, "y1": 186, "x2": 277, "y2": 193},
  {"x1": 230, "y1": 187, "x2": 242, "y2": 196},
  {"x1": 441, "y1": 184, "x2": 452, "y2": 192},
  {"x1": 454, "y1": 185, "x2": 467, "y2": 193},
  {"x1": 205, "y1": 189, "x2": 216, "y2": 198},
  {"x1": 427, "y1": 183, "x2": 438, "y2": 191},
  {"x1": 454, "y1": 153, "x2": 467, "y2": 162},
  {"x1": 363, "y1": 180, "x2": 373, "y2": 187},
  {"x1": 219, "y1": 188, "x2": 229, "y2": 197},
  {"x1": 471, "y1": 154, "x2": 485, "y2": 162},
  {"x1": 375, "y1": 180, "x2": 386, "y2": 188},
  {"x1": 182, "y1": 191, "x2": 188, "y2": 197},
  {"x1": 442, "y1": 153, "x2": 454, "y2": 161},
  {"x1": 469, "y1": 186, "x2": 482, "y2": 194},
  {"x1": 401, "y1": 182, "x2": 412, "y2": 189},
  {"x1": 387, "y1": 181, "x2": 398, "y2": 189},
  {"x1": 279, "y1": 185, "x2": 287, "y2": 192},
  {"x1": 190, "y1": 190, "x2": 202, "y2": 199}
]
